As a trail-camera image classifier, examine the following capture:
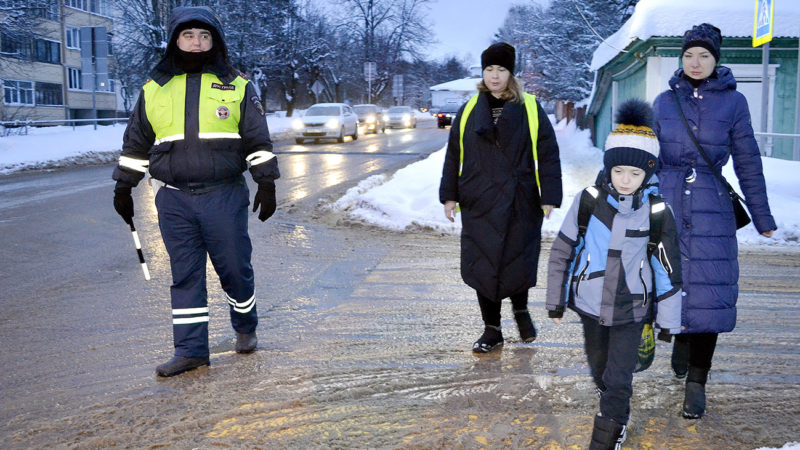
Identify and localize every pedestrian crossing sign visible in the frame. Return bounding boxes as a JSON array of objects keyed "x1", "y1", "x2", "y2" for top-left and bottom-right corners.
[{"x1": 753, "y1": 0, "x2": 774, "y2": 47}]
